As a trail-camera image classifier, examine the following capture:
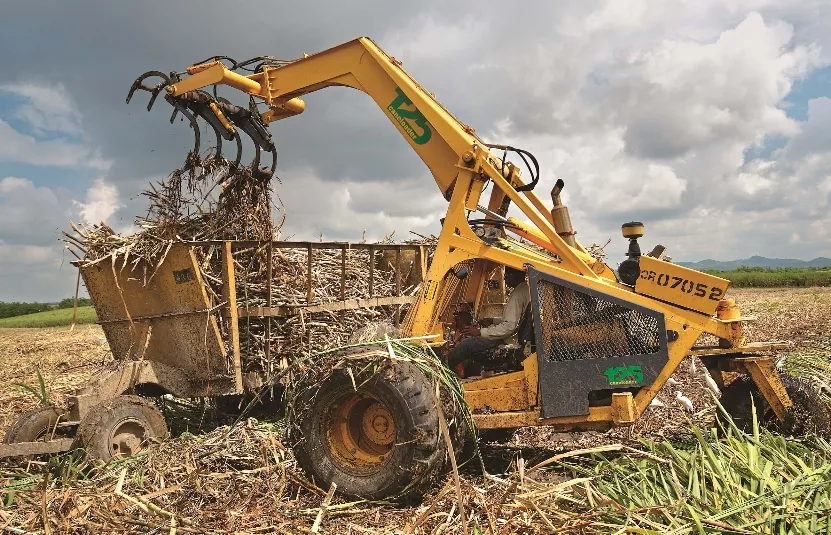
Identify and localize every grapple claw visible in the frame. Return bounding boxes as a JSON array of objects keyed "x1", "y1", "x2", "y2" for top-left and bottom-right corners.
[{"x1": 127, "y1": 61, "x2": 279, "y2": 180}]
